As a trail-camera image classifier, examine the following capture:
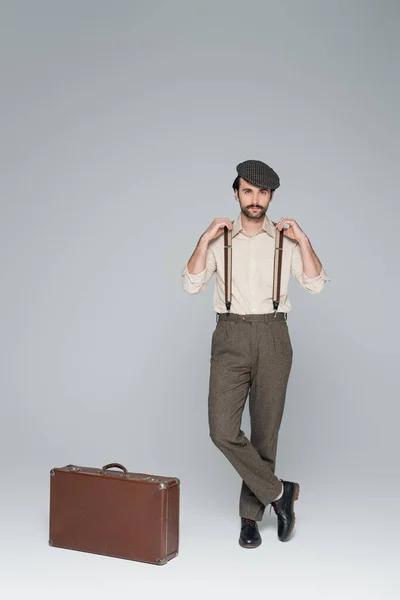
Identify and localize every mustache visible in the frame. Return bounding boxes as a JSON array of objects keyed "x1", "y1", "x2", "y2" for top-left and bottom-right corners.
[{"x1": 247, "y1": 205, "x2": 263, "y2": 209}]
